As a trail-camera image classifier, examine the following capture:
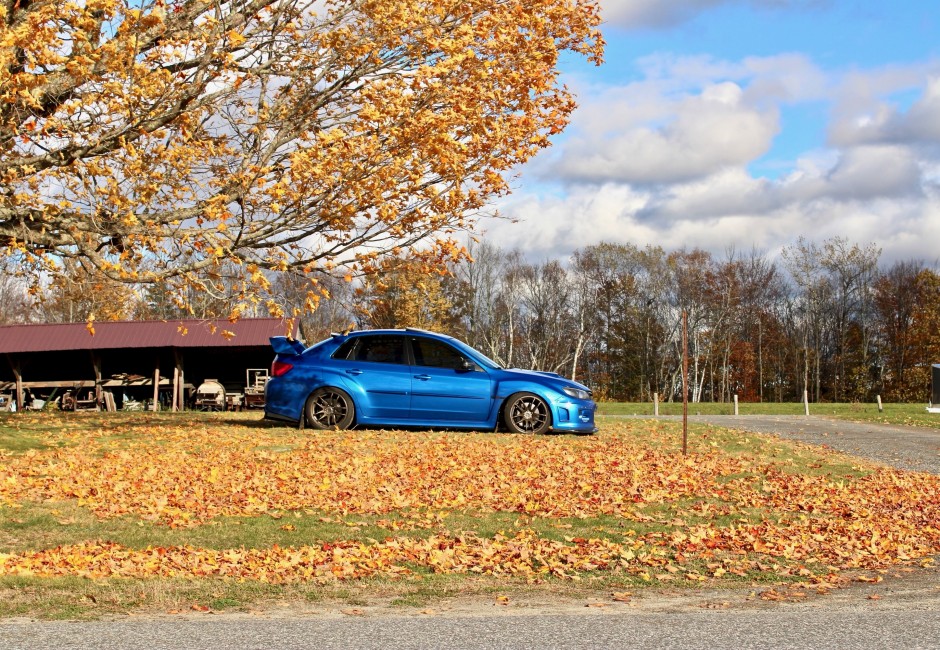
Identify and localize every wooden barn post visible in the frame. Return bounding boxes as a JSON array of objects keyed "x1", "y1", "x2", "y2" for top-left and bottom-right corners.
[
  {"x1": 7, "y1": 355, "x2": 23, "y2": 411},
  {"x1": 173, "y1": 349, "x2": 185, "y2": 411},
  {"x1": 152, "y1": 354, "x2": 160, "y2": 411},
  {"x1": 91, "y1": 352, "x2": 102, "y2": 407}
]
